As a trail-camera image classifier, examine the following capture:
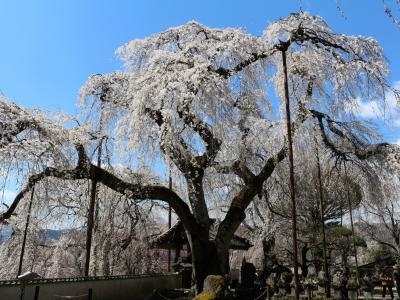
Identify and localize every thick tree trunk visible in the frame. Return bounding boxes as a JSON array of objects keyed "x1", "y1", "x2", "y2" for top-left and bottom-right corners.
[
  {"x1": 300, "y1": 244, "x2": 309, "y2": 278},
  {"x1": 187, "y1": 232, "x2": 229, "y2": 293},
  {"x1": 185, "y1": 172, "x2": 225, "y2": 293},
  {"x1": 187, "y1": 176, "x2": 210, "y2": 228}
]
